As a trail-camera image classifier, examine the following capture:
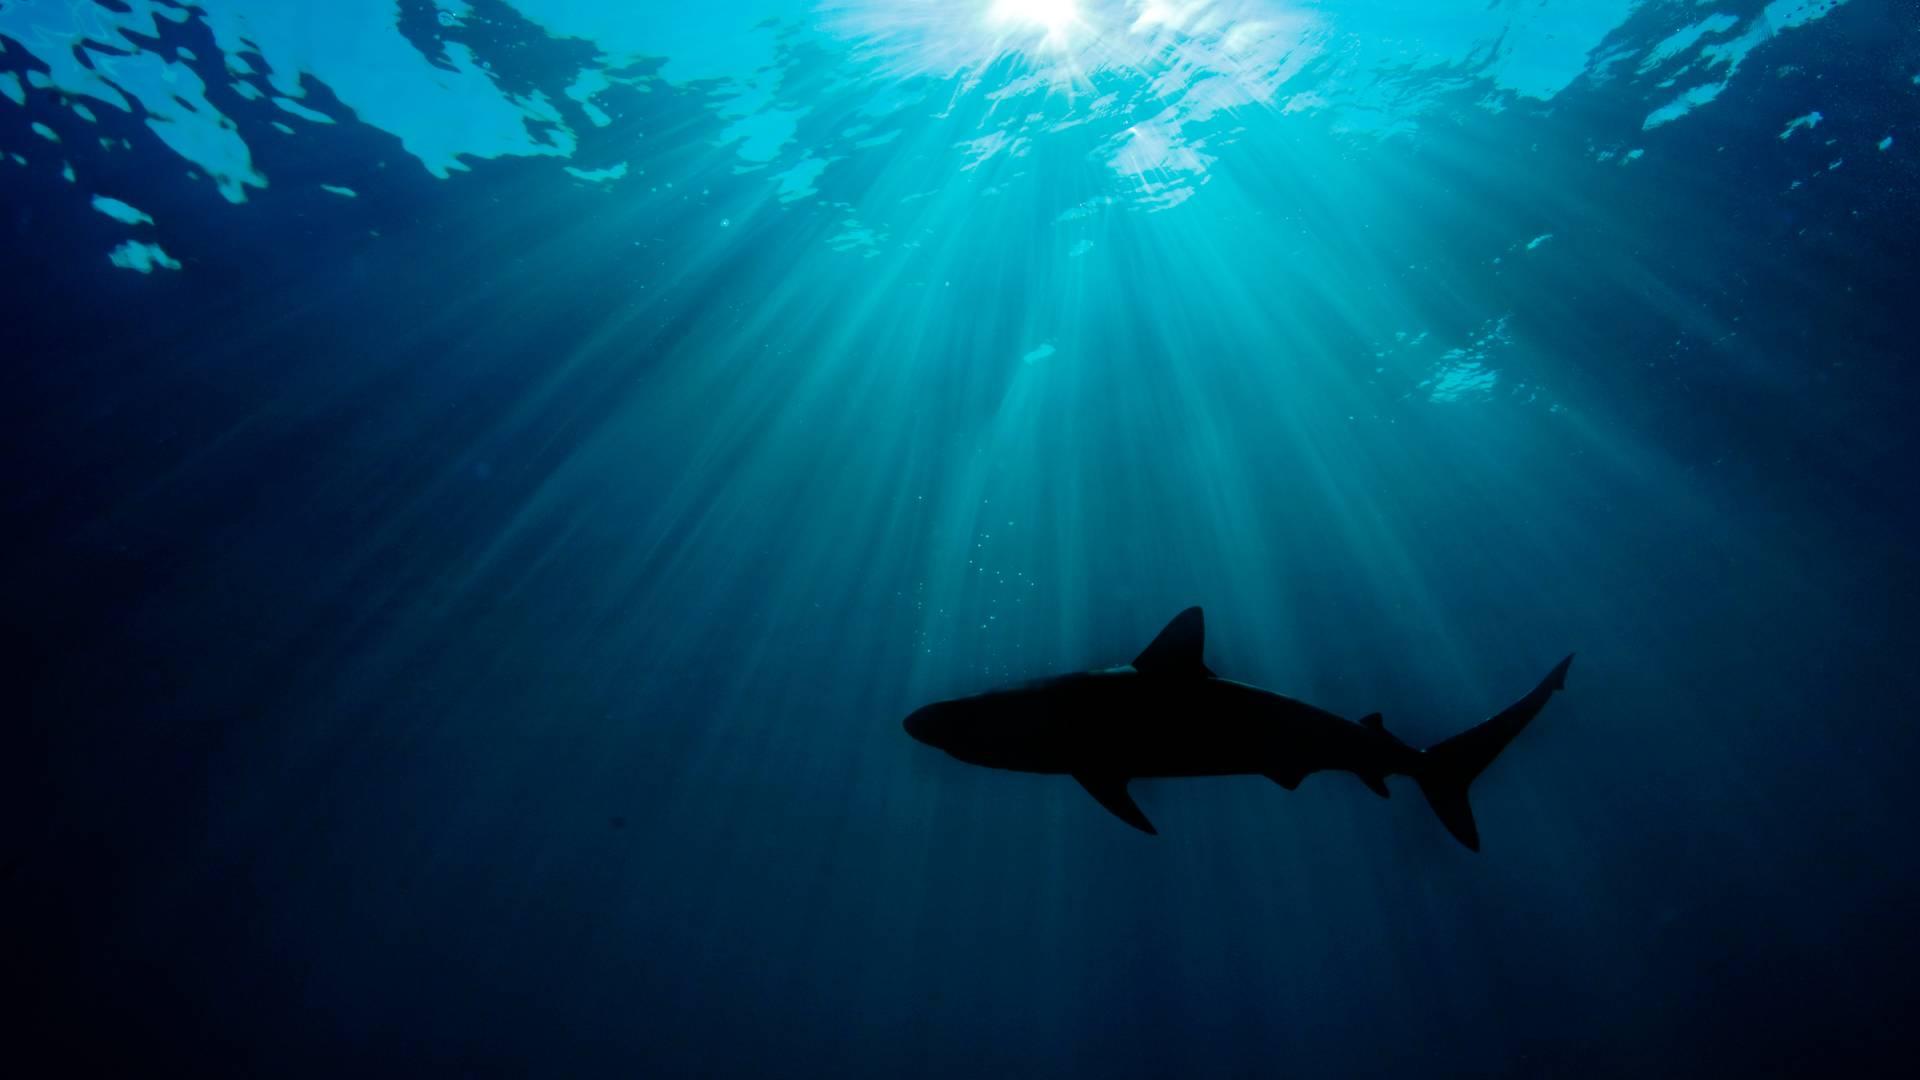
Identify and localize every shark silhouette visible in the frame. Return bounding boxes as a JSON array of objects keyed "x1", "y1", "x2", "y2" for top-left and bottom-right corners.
[{"x1": 904, "y1": 607, "x2": 1572, "y2": 849}]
